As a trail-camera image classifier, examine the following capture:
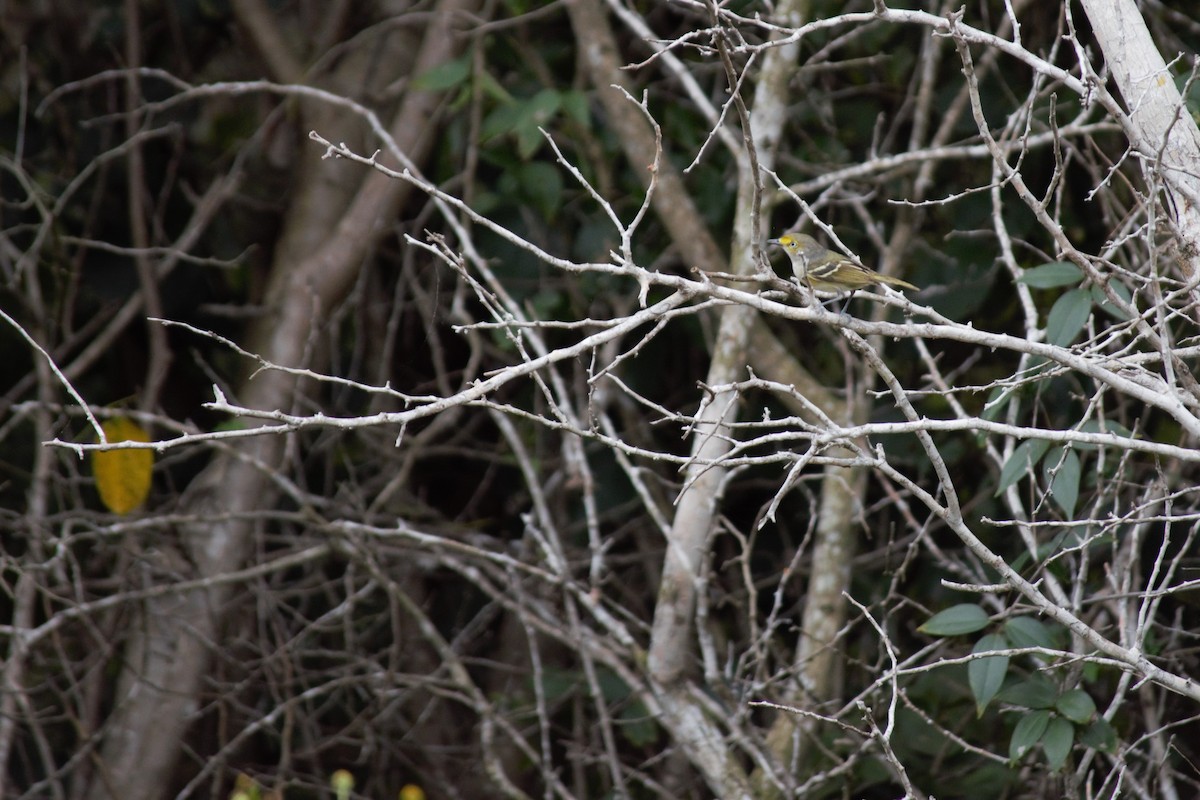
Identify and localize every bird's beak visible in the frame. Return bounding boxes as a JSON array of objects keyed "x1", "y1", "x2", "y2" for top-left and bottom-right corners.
[{"x1": 767, "y1": 238, "x2": 781, "y2": 246}]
